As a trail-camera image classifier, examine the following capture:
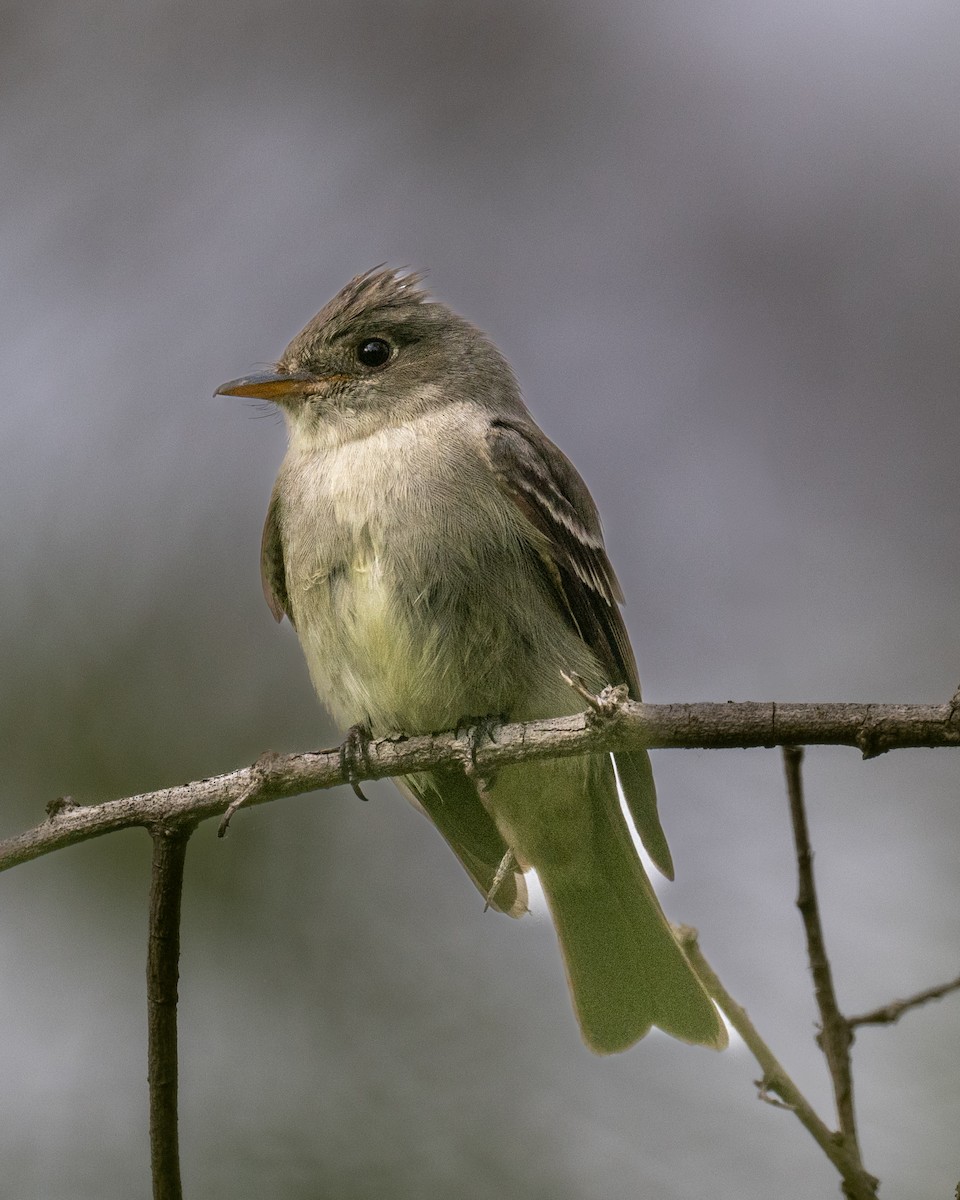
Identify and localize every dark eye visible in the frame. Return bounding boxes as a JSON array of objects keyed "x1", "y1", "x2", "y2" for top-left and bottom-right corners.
[{"x1": 356, "y1": 338, "x2": 392, "y2": 368}]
